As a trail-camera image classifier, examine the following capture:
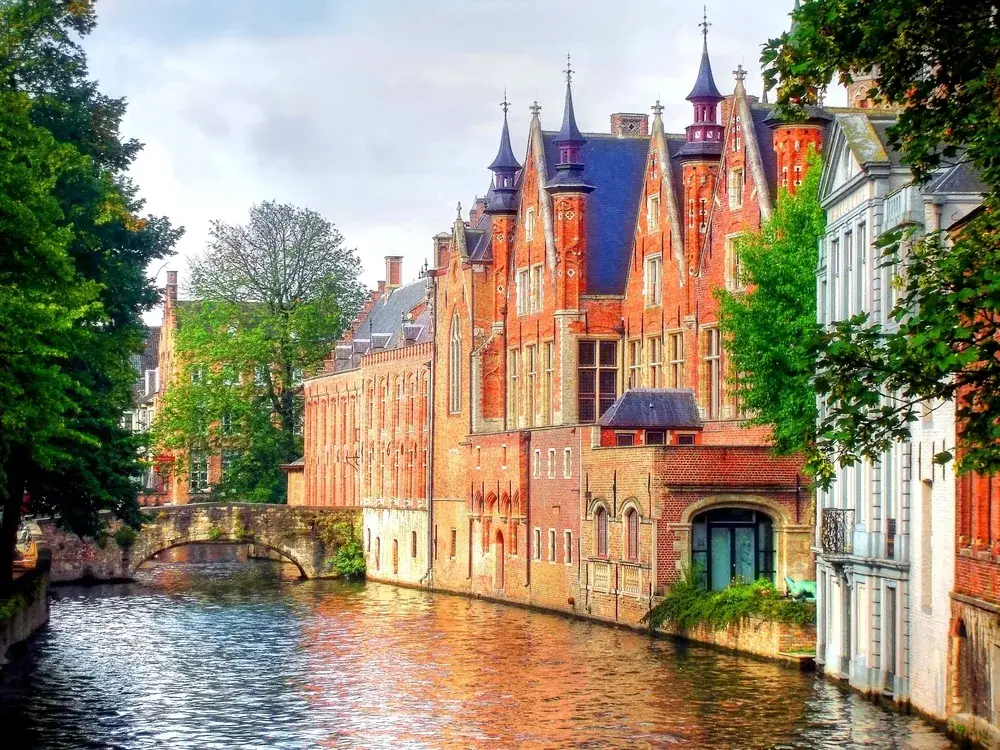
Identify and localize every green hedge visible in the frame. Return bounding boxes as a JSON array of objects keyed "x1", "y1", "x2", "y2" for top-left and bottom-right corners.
[{"x1": 643, "y1": 567, "x2": 815, "y2": 631}]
